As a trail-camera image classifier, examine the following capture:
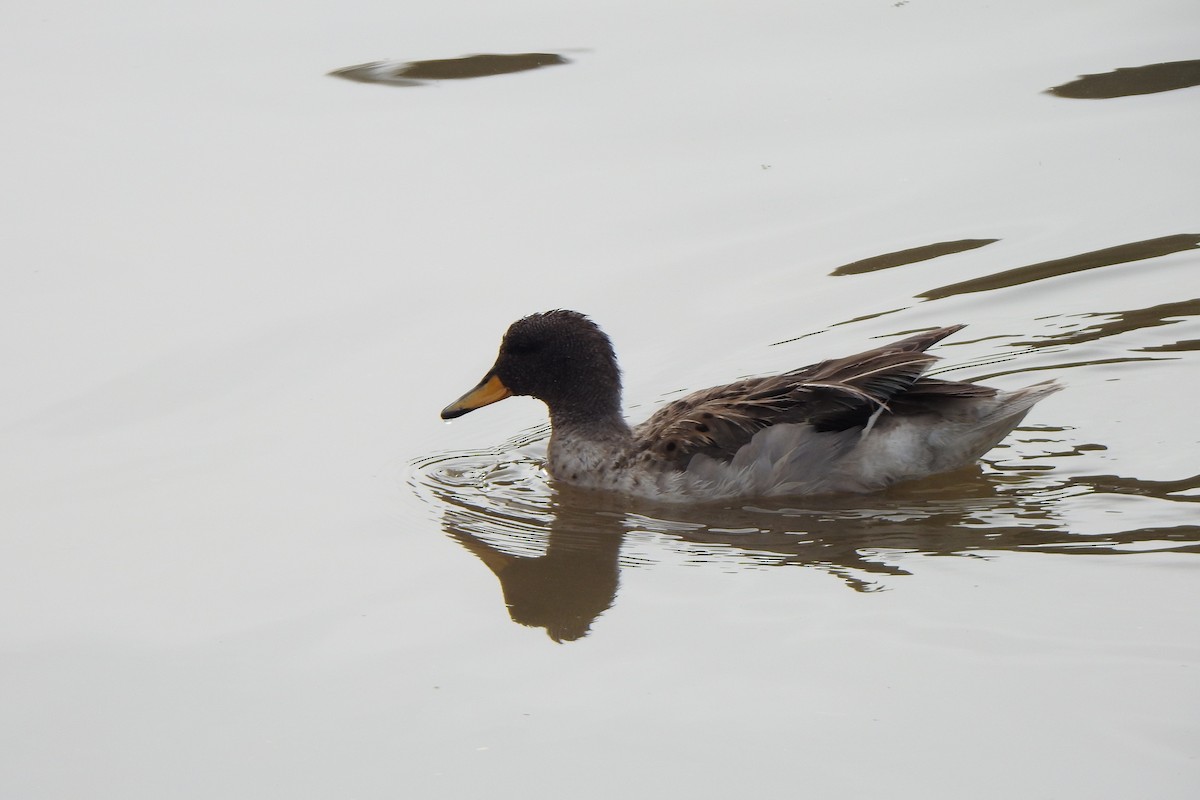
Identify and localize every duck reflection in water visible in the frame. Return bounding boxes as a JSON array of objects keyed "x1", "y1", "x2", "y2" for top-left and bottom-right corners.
[
  {"x1": 433, "y1": 462, "x2": 1200, "y2": 642},
  {"x1": 443, "y1": 489, "x2": 625, "y2": 642}
]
